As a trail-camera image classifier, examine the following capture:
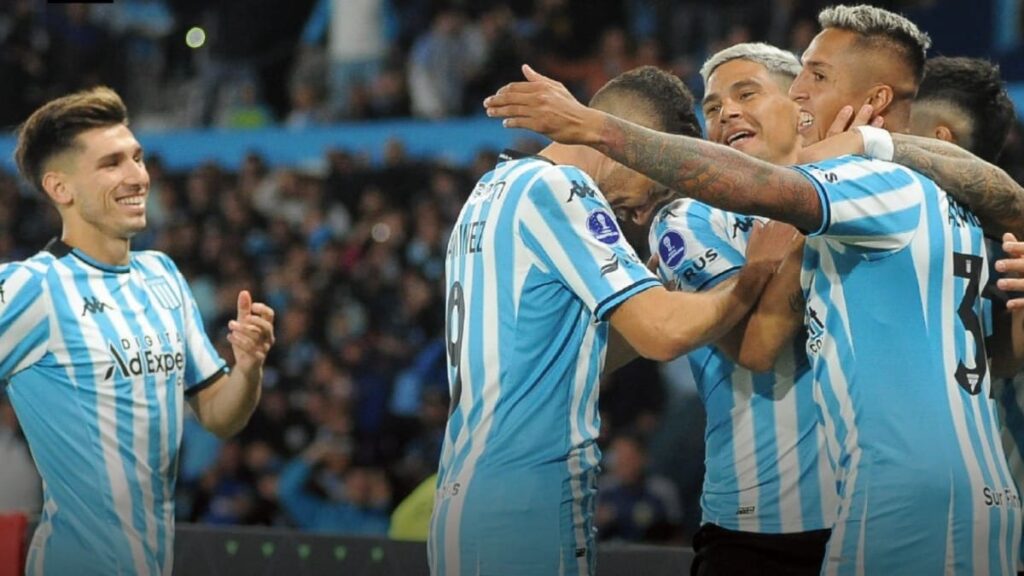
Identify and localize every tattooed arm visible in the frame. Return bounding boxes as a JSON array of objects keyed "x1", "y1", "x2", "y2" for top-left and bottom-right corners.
[
  {"x1": 593, "y1": 115, "x2": 824, "y2": 231},
  {"x1": 485, "y1": 65, "x2": 824, "y2": 231},
  {"x1": 795, "y1": 126, "x2": 1024, "y2": 237},
  {"x1": 888, "y1": 134, "x2": 1024, "y2": 238}
]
